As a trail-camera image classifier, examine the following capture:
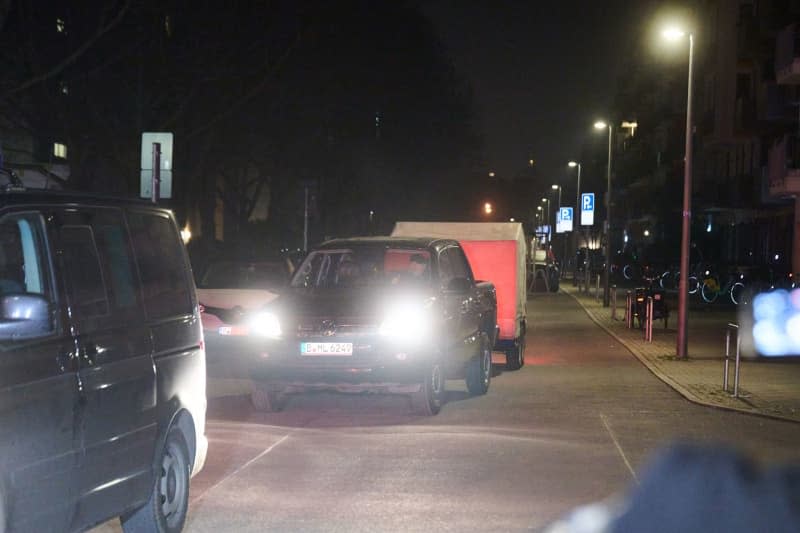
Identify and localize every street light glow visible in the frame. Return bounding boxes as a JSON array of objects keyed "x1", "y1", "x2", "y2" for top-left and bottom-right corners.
[
  {"x1": 484, "y1": 202, "x2": 493, "y2": 214},
  {"x1": 568, "y1": 161, "x2": 578, "y2": 168},
  {"x1": 662, "y1": 26, "x2": 686, "y2": 41},
  {"x1": 551, "y1": 184, "x2": 559, "y2": 190},
  {"x1": 594, "y1": 120, "x2": 608, "y2": 130},
  {"x1": 488, "y1": 171, "x2": 496, "y2": 178}
]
